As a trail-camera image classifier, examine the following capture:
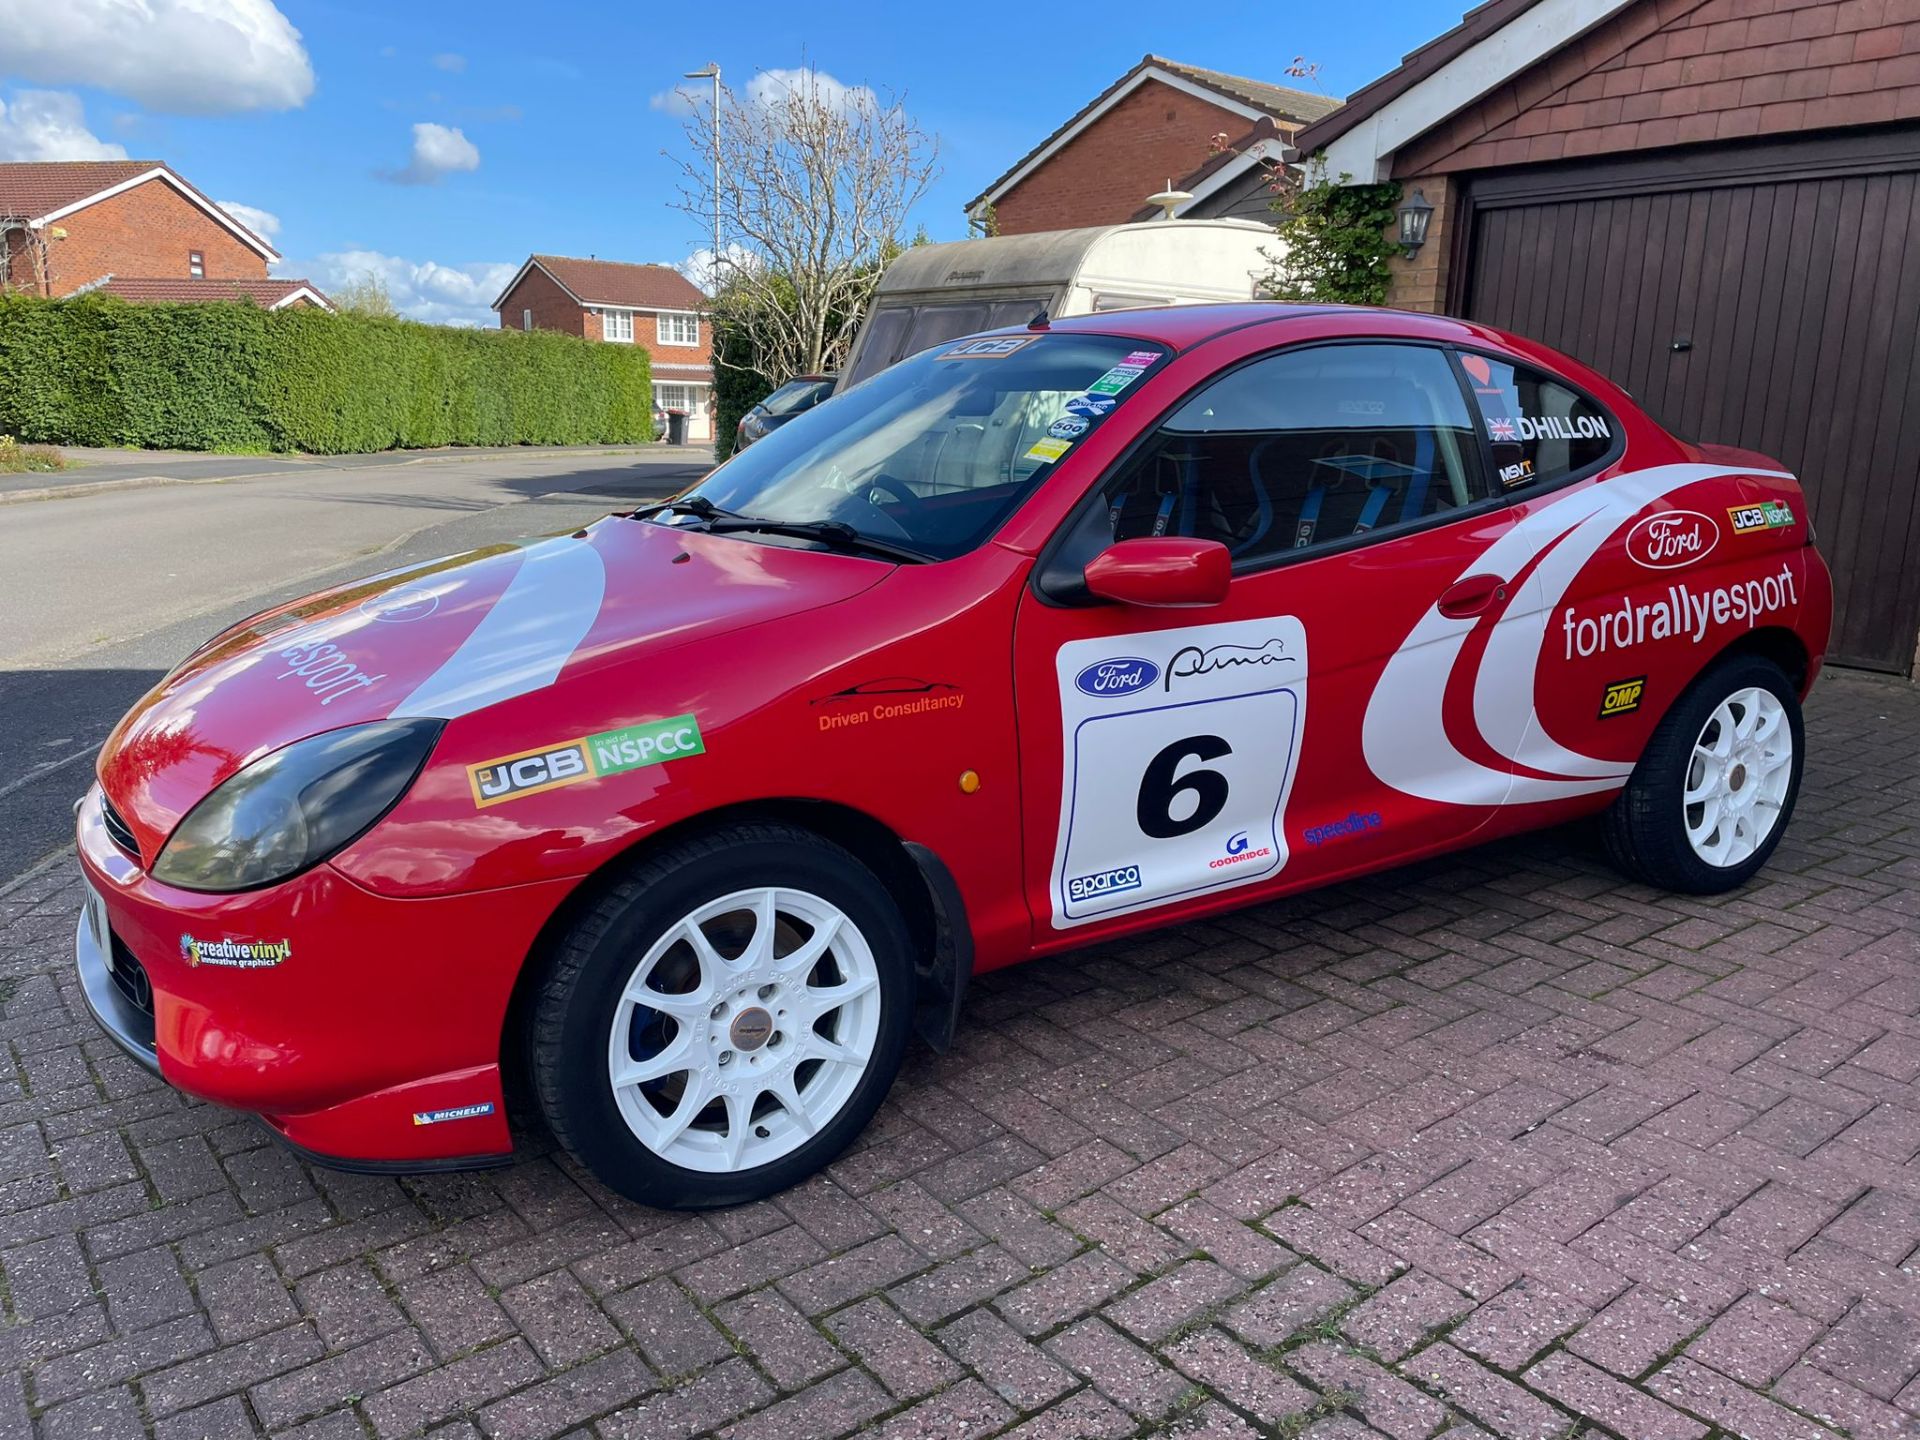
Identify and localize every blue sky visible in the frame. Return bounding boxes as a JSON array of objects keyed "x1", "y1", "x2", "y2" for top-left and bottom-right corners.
[{"x1": 0, "y1": 1, "x2": 1455, "y2": 325}]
